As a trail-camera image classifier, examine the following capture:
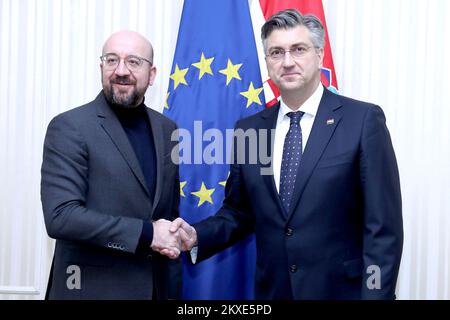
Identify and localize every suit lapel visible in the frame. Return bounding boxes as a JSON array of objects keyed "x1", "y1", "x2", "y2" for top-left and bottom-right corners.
[
  {"x1": 147, "y1": 109, "x2": 164, "y2": 211},
  {"x1": 259, "y1": 103, "x2": 287, "y2": 216},
  {"x1": 96, "y1": 93, "x2": 151, "y2": 200},
  {"x1": 287, "y1": 88, "x2": 343, "y2": 221}
]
